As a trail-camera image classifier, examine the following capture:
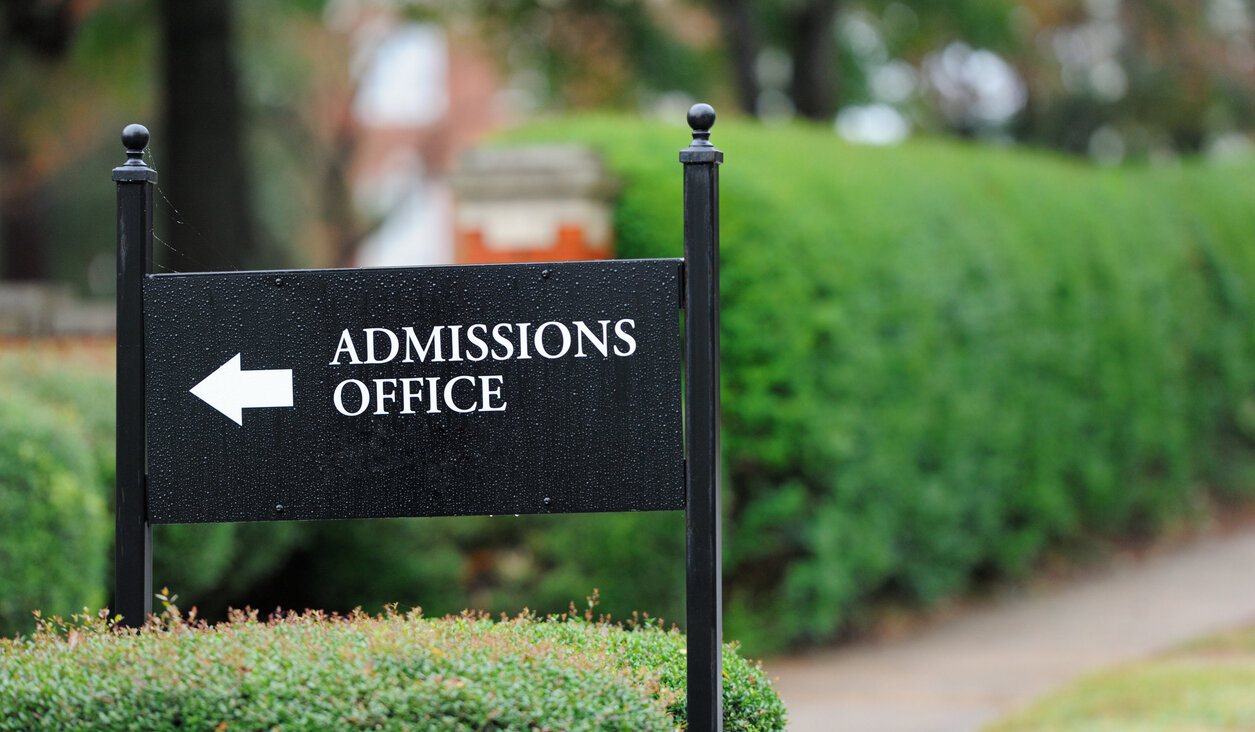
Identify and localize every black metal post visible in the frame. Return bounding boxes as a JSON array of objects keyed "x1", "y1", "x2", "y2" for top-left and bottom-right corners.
[
  {"x1": 682, "y1": 103, "x2": 723, "y2": 732},
  {"x1": 113, "y1": 124, "x2": 155, "y2": 628}
]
